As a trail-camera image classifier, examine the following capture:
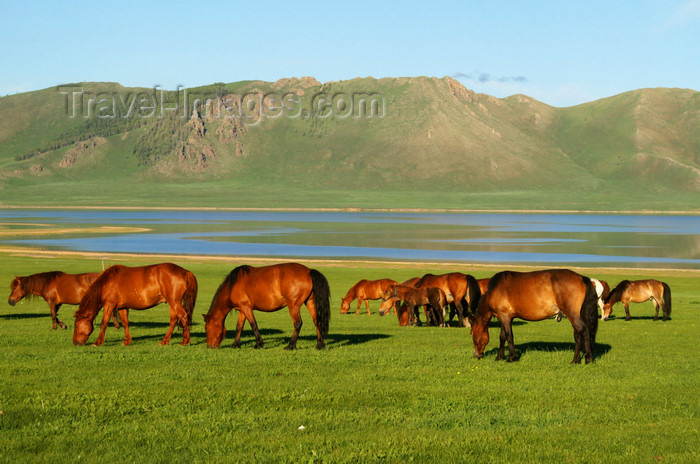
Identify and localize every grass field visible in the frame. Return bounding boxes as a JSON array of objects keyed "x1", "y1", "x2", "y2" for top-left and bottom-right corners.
[{"x1": 0, "y1": 252, "x2": 698, "y2": 463}]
